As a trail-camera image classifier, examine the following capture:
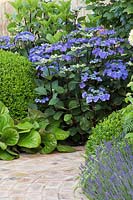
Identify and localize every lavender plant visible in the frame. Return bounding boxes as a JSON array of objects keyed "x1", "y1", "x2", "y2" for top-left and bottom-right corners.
[
  {"x1": 29, "y1": 26, "x2": 131, "y2": 143},
  {"x1": 80, "y1": 142, "x2": 133, "y2": 200}
]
